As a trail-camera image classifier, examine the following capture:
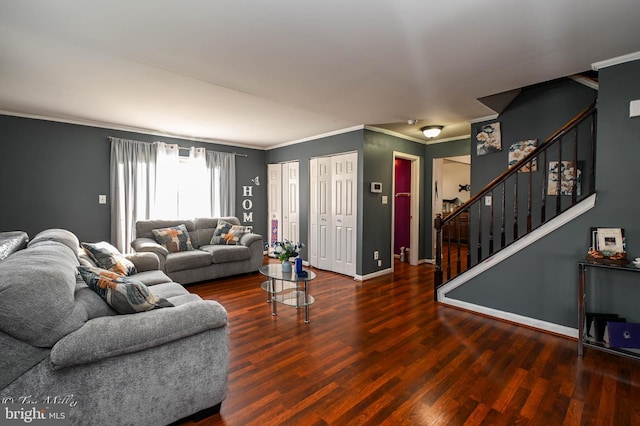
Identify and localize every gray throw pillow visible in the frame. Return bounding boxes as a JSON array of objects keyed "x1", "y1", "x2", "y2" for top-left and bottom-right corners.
[
  {"x1": 77, "y1": 266, "x2": 173, "y2": 314},
  {"x1": 210, "y1": 219, "x2": 250, "y2": 245},
  {"x1": 82, "y1": 241, "x2": 137, "y2": 276},
  {"x1": 151, "y1": 224, "x2": 195, "y2": 253}
]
